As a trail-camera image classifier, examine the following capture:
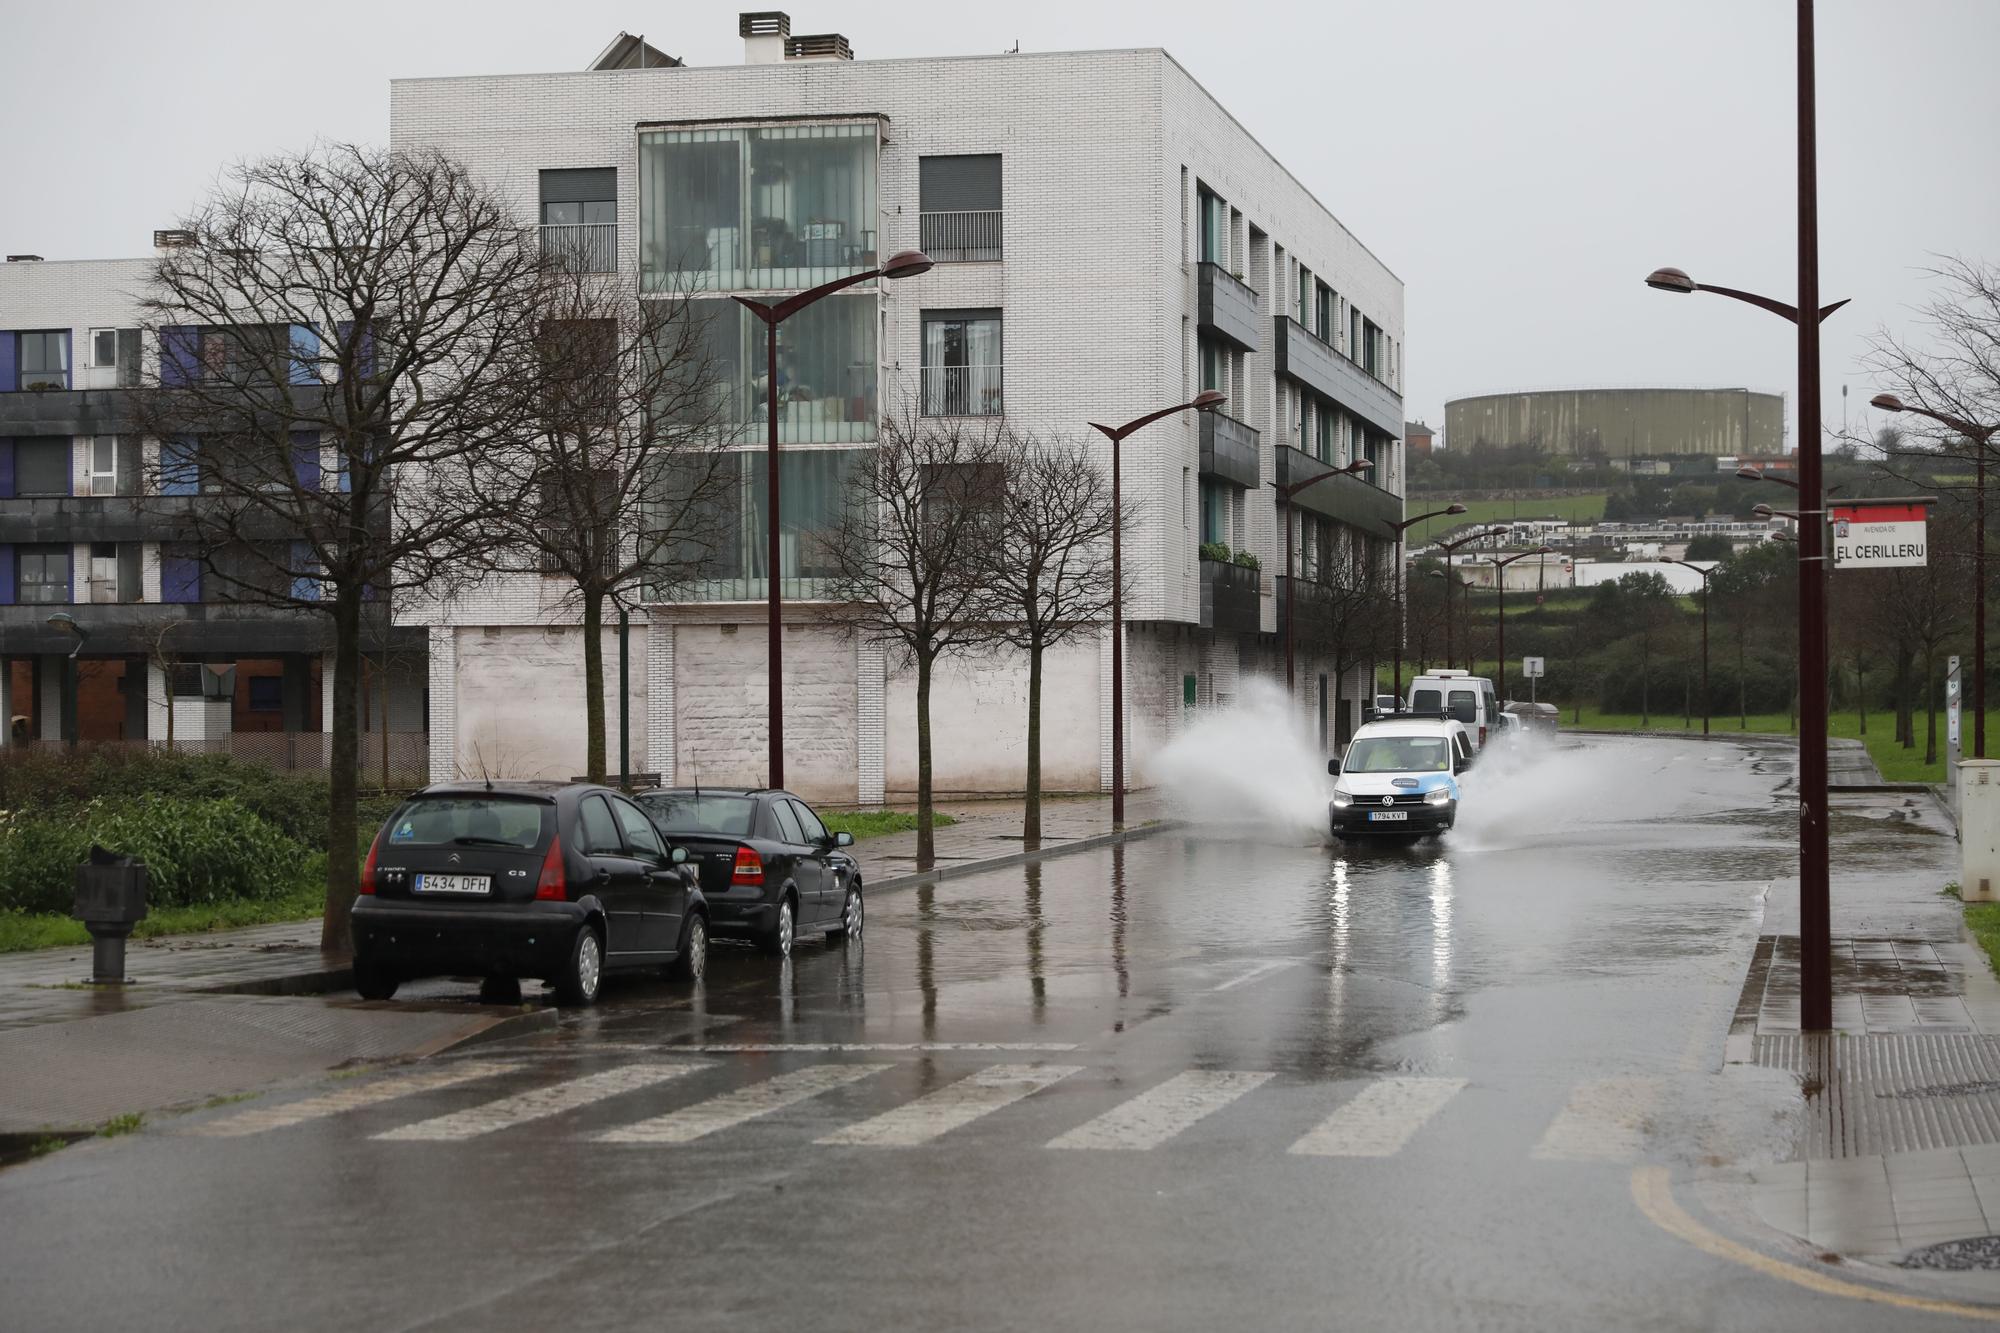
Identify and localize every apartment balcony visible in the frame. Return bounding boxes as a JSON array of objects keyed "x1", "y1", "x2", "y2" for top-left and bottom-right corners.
[
  {"x1": 1198, "y1": 262, "x2": 1262, "y2": 351},
  {"x1": 918, "y1": 210, "x2": 1002, "y2": 263},
  {"x1": 921, "y1": 363, "x2": 1004, "y2": 417},
  {"x1": 1199, "y1": 557, "x2": 1262, "y2": 635},
  {"x1": 0, "y1": 386, "x2": 136, "y2": 435},
  {"x1": 1274, "y1": 445, "x2": 1404, "y2": 534},
  {"x1": 540, "y1": 222, "x2": 620, "y2": 273},
  {"x1": 1272, "y1": 316, "x2": 1403, "y2": 438},
  {"x1": 0, "y1": 495, "x2": 304, "y2": 543},
  {"x1": 0, "y1": 601, "x2": 334, "y2": 656},
  {"x1": 1198, "y1": 410, "x2": 1261, "y2": 489}
]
